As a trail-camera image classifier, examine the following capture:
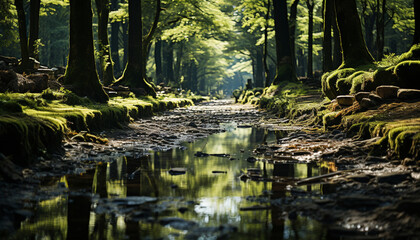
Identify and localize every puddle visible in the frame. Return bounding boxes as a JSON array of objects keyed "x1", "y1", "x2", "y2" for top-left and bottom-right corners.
[{"x1": 10, "y1": 127, "x2": 331, "y2": 239}]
